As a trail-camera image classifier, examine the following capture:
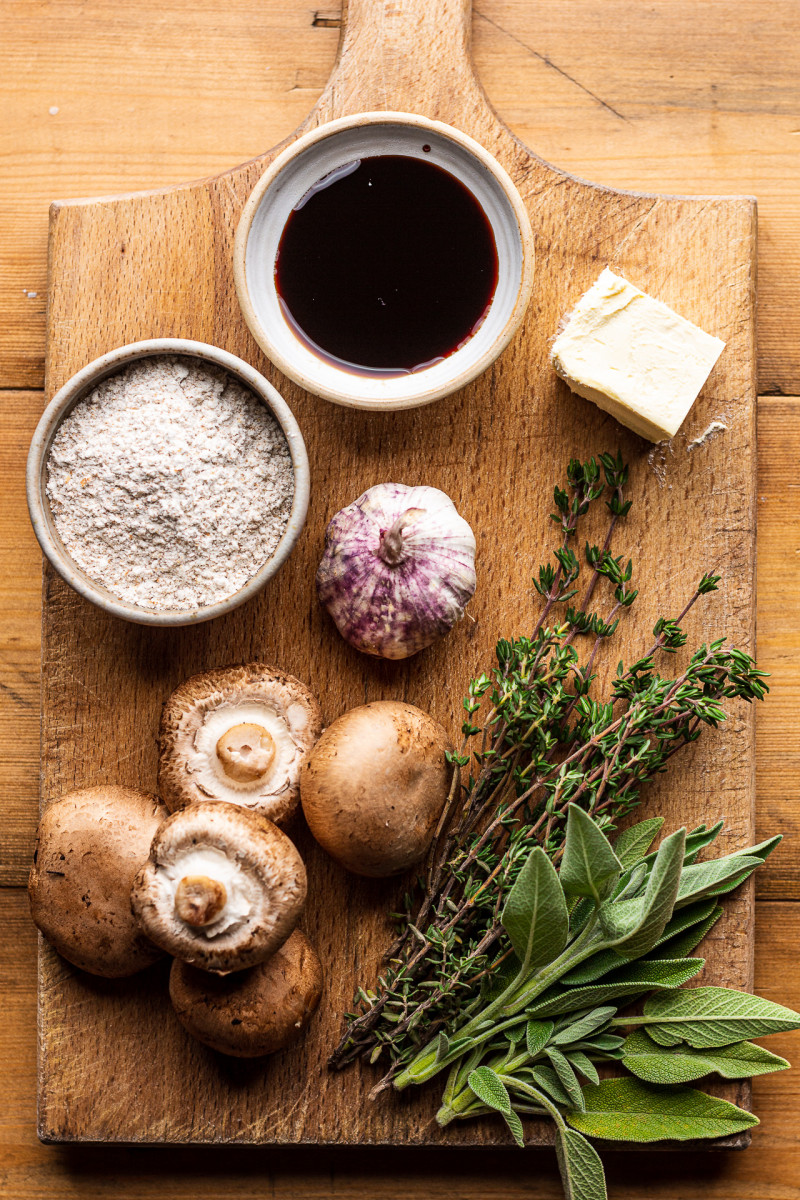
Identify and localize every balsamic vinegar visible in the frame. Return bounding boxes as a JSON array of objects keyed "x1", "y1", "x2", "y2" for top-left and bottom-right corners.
[{"x1": 274, "y1": 154, "x2": 499, "y2": 375}]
